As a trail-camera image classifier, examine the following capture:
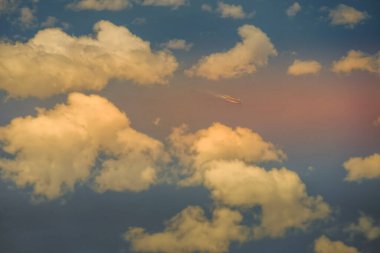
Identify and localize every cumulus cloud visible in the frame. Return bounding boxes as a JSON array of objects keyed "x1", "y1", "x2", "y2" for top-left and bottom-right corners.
[
  {"x1": 0, "y1": 0, "x2": 18, "y2": 13},
  {"x1": 125, "y1": 206, "x2": 249, "y2": 253},
  {"x1": 347, "y1": 214, "x2": 380, "y2": 241},
  {"x1": 343, "y1": 153, "x2": 380, "y2": 181},
  {"x1": 332, "y1": 50, "x2": 380, "y2": 74},
  {"x1": 314, "y1": 235, "x2": 359, "y2": 253},
  {"x1": 203, "y1": 160, "x2": 331, "y2": 238},
  {"x1": 68, "y1": 0, "x2": 131, "y2": 11},
  {"x1": 328, "y1": 4, "x2": 368, "y2": 28},
  {"x1": 0, "y1": 93, "x2": 166, "y2": 200},
  {"x1": 168, "y1": 123, "x2": 286, "y2": 185},
  {"x1": 286, "y1": 2, "x2": 301, "y2": 17},
  {"x1": 287, "y1": 59, "x2": 322, "y2": 76},
  {"x1": 186, "y1": 24, "x2": 276, "y2": 80},
  {"x1": 161, "y1": 39, "x2": 193, "y2": 51},
  {"x1": 0, "y1": 20, "x2": 178, "y2": 98},
  {"x1": 217, "y1": 2, "x2": 253, "y2": 19}
]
